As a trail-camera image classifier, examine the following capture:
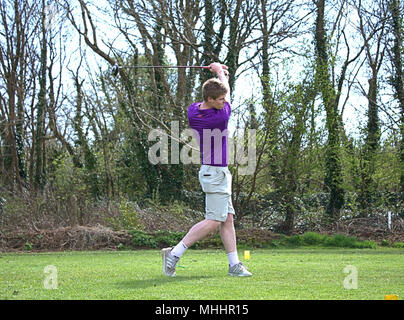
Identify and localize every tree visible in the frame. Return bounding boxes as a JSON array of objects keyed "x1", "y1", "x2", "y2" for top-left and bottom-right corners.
[
  {"x1": 314, "y1": 0, "x2": 364, "y2": 221},
  {"x1": 231, "y1": 0, "x2": 308, "y2": 225},
  {"x1": 388, "y1": 0, "x2": 404, "y2": 195},
  {"x1": 354, "y1": 0, "x2": 388, "y2": 214},
  {"x1": 34, "y1": 0, "x2": 48, "y2": 191},
  {"x1": 0, "y1": 0, "x2": 39, "y2": 191},
  {"x1": 278, "y1": 80, "x2": 317, "y2": 234}
]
